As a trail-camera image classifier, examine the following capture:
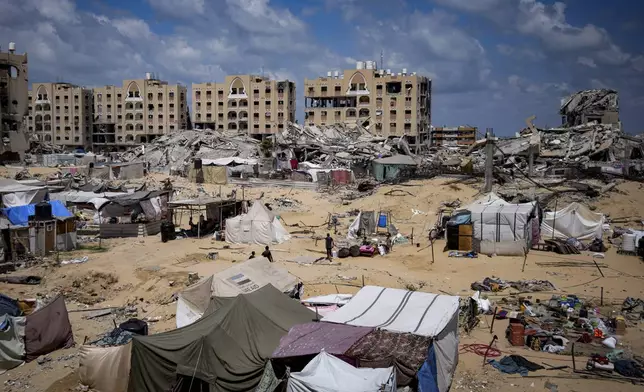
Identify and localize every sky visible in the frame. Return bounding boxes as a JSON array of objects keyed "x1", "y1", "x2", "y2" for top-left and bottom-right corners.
[{"x1": 1, "y1": 0, "x2": 643, "y2": 136}]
